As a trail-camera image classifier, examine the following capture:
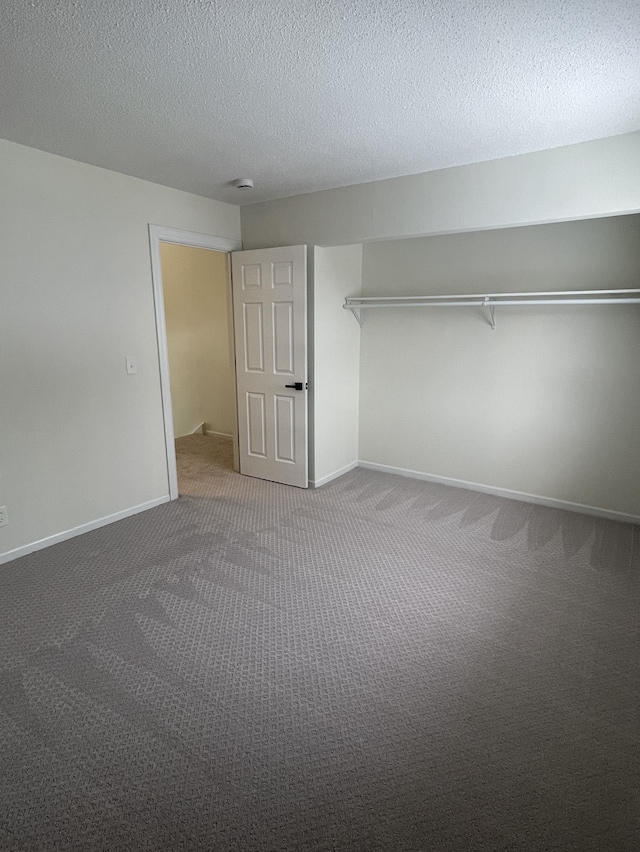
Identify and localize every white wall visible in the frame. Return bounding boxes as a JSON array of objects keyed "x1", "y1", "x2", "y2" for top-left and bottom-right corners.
[
  {"x1": 160, "y1": 244, "x2": 235, "y2": 438},
  {"x1": 240, "y1": 133, "x2": 640, "y2": 518},
  {"x1": 359, "y1": 216, "x2": 640, "y2": 517},
  {"x1": 0, "y1": 139, "x2": 240, "y2": 561},
  {"x1": 312, "y1": 245, "x2": 362, "y2": 485},
  {"x1": 241, "y1": 132, "x2": 640, "y2": 249}
]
